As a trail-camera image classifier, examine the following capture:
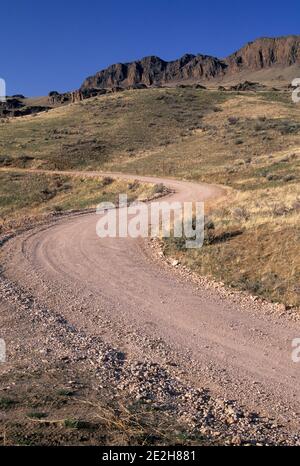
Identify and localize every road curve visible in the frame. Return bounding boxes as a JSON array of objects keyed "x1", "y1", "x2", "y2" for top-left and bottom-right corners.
[{"x1": 2, "y1": 171, "x2": 300, "y2": 433}]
